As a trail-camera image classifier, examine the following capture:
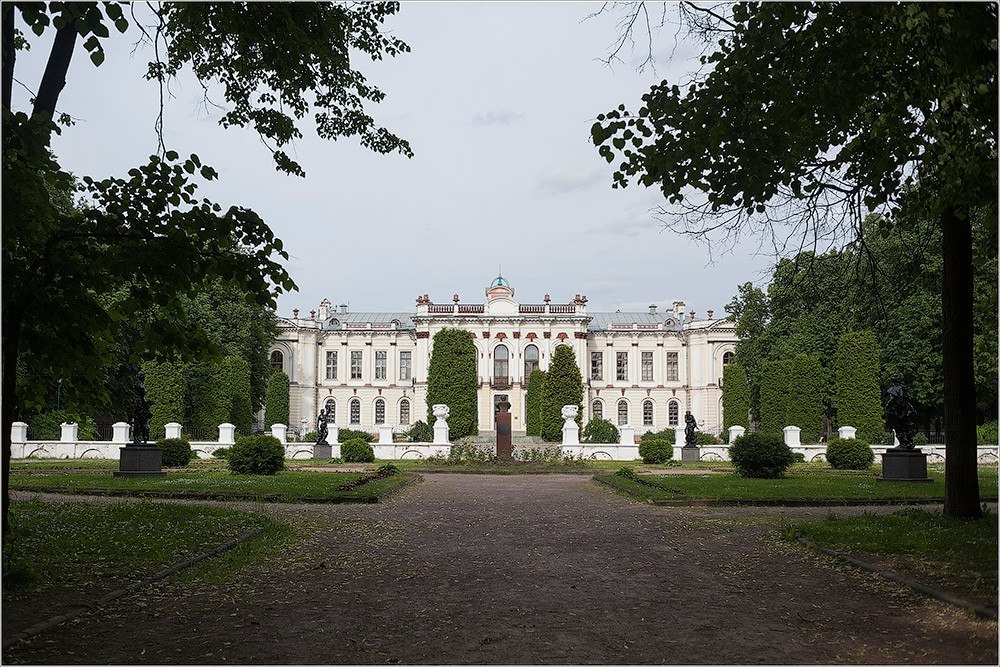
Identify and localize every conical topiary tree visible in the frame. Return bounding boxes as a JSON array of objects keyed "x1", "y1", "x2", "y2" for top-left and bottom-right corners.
[
  {"x1": 264, "y1": 370, "x2": 290, "y2": 428},
  {"x1": 426, "y1": 328, "x2": 479, "y2": 438},
  {"x1": 835, "y1": 330, "x2": 883, "y2": 441},
  {"x1": 524, "y1": 369, "x2": 546, "y2": 436},
  {"x1": 540, "y1": 345, "x2": 583, "y2": 442}
]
